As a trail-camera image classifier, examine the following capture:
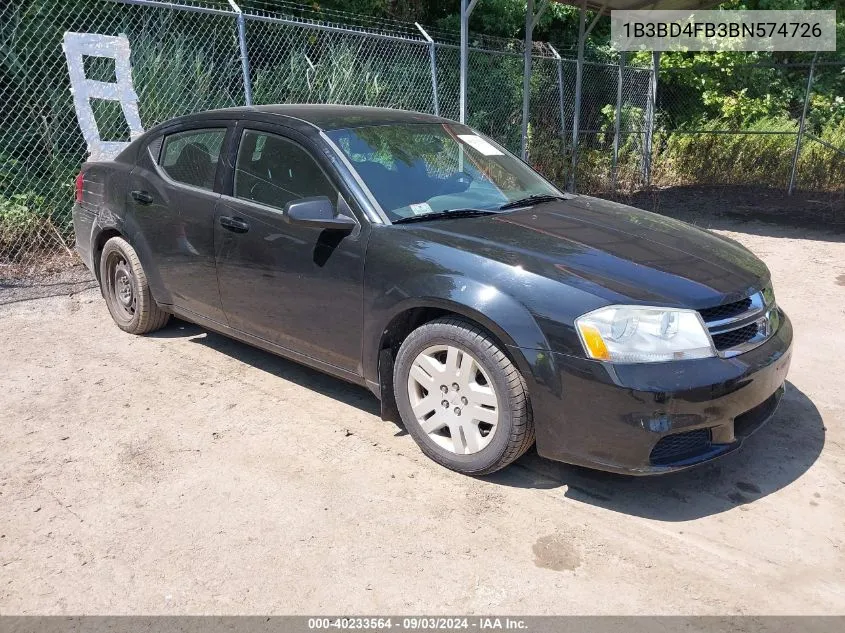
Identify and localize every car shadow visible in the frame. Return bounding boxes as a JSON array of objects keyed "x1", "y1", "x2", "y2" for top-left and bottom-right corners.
[
  {"x1": 150, "y1": 320, "x2": 823, "y2": 521},
  {"x1": 0, "y1": 269, "x2": 98, "y2": 306},
  {"x1": 486, "y1": 381, "x2": 825, "y2": 521},
  {"x1": 148, "y1": 318, "x2": 381, "y2": 417}
]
